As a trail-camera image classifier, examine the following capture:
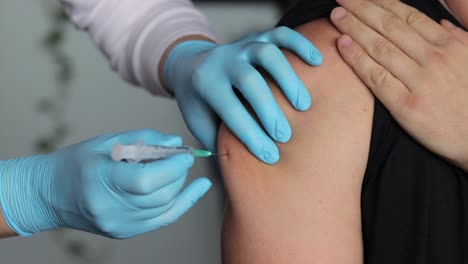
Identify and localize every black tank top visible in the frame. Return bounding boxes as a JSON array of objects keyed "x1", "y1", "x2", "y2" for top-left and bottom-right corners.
[{"x1": 277, "y1": 1, "x2": 468, "y2": 263}]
